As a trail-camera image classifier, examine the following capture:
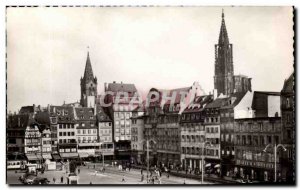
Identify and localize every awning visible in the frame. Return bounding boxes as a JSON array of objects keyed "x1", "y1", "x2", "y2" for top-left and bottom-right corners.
[
  {"x1": 60, "y1": 152, "x2": 79, "y2": 158},
  {"x1": 214, "y1": 164, "x2": 220, "y2": 168},
  {"x1": 42, "y1": 154, "x2": 52, "y2": 160},
  {"x1": 205, "y1": 163, "x2": 211, "y2": 167},
  {"x1": 52, "y1": 154, "x2": 61, "y2": 160},
  {"x1": 36, "y1": 154, "x2": 43, "y2": 160},
  {"x1": 78, "y1": 152, "x2": 89, "y2": 158},
  {"x1": 26, "y1": 154, "x2": 38, "y2": 161}
]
